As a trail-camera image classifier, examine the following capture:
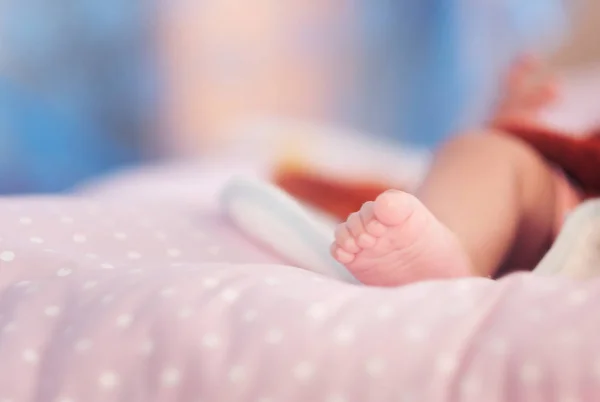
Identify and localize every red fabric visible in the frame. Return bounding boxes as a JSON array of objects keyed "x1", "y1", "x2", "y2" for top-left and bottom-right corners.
[
  {"x1": 273, "y1": 170, "x2": 395, "y2": 221},
  {"x1": 495, "y1": 121, "x2": 600, "y2": 198},
  {"x1": 274, "y1": 122, "x2": 600, "y2": 220}
]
